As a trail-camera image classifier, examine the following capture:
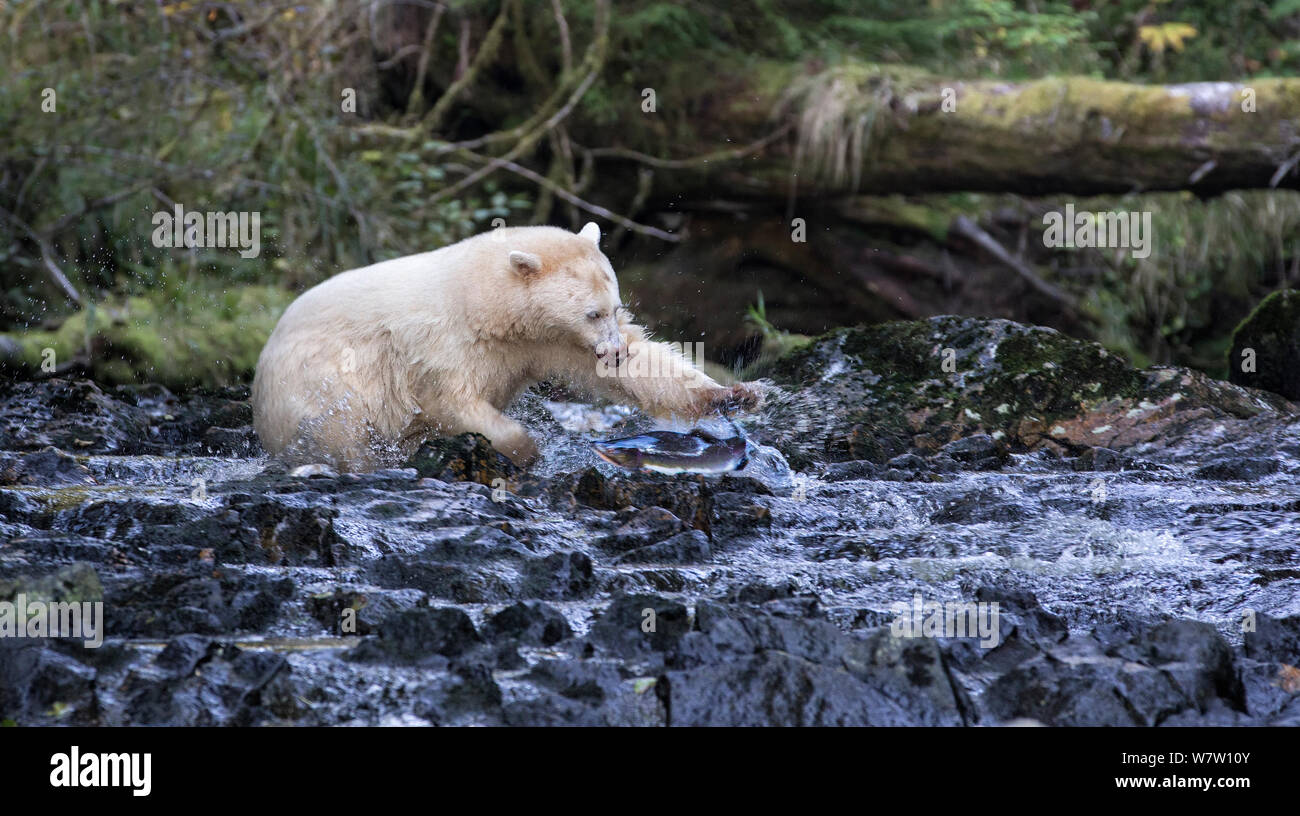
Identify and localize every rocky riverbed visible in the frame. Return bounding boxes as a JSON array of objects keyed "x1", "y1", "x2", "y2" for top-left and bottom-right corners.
[{"x1": 2, "y1": 316, "x2": 1299, "y2": 726}]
